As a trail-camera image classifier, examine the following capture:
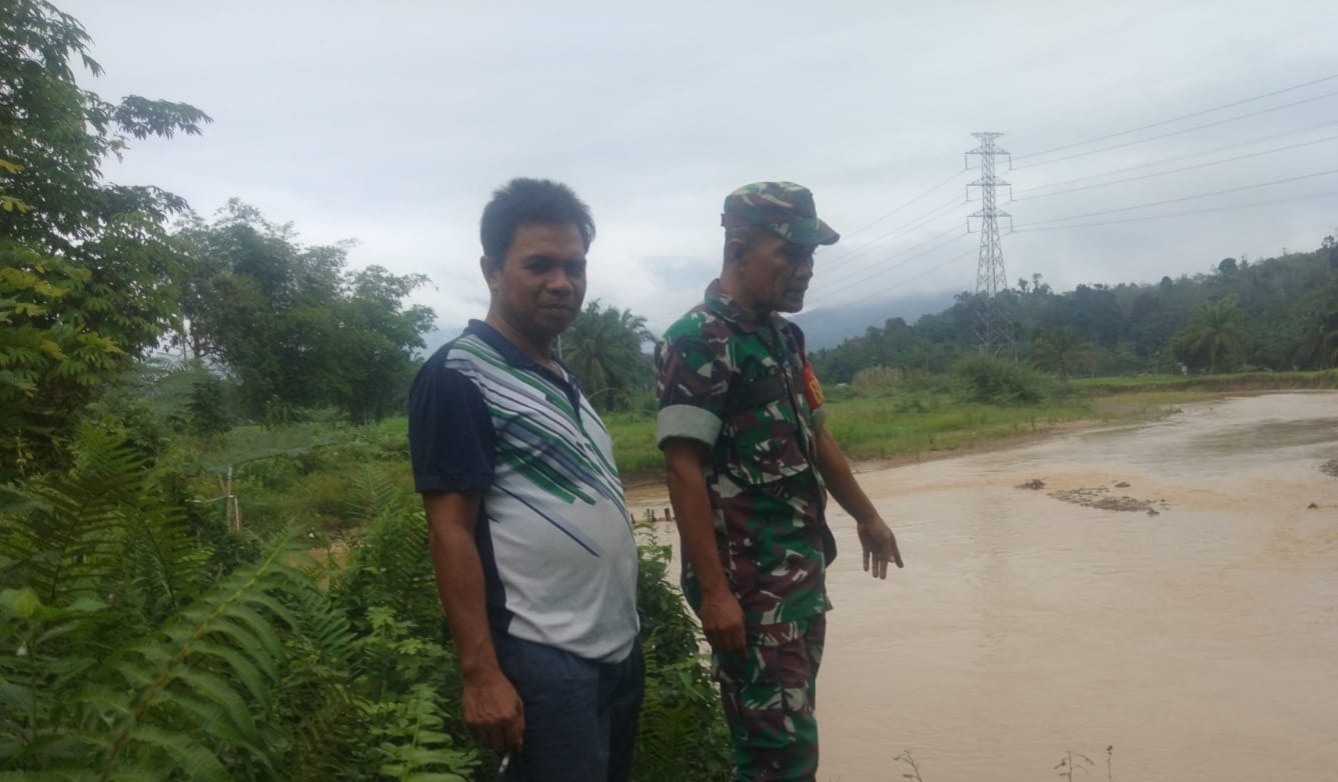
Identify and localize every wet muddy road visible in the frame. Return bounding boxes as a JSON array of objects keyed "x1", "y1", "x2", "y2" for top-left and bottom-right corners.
[{"x1": 630, "y1": 392, "x2": 1338, "y2": 781}]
